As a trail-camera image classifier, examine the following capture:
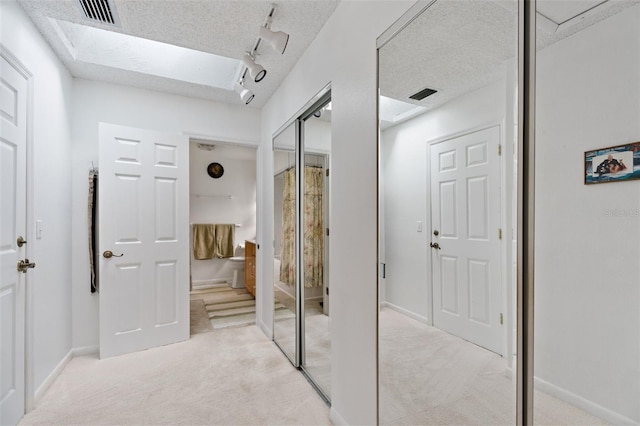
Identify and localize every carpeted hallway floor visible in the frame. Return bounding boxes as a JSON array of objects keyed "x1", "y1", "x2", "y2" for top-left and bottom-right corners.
[{"x1": 18, "y1": 326, "x2": 331, "y2": 425}]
